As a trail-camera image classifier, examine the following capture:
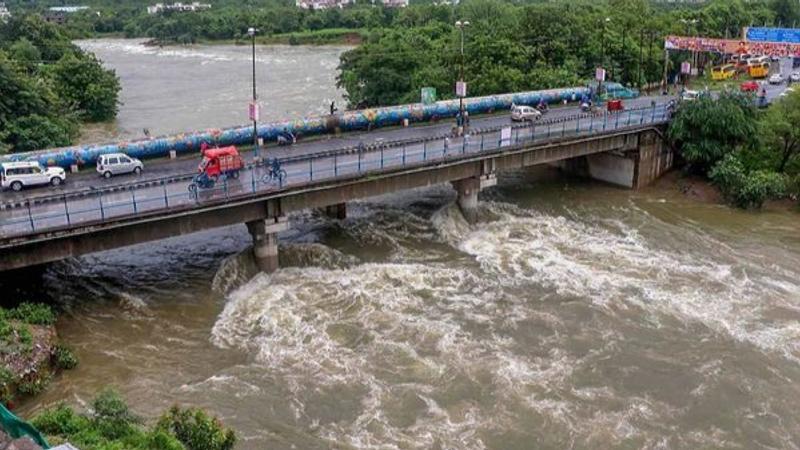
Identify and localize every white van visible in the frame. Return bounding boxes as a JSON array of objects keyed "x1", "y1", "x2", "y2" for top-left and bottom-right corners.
[
  {"x1": 96, "y1": 153, "x2": 144, "y2": 178},
  {"x1": 0, "y1": 161, "x2": 66, "y2": 192}
]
